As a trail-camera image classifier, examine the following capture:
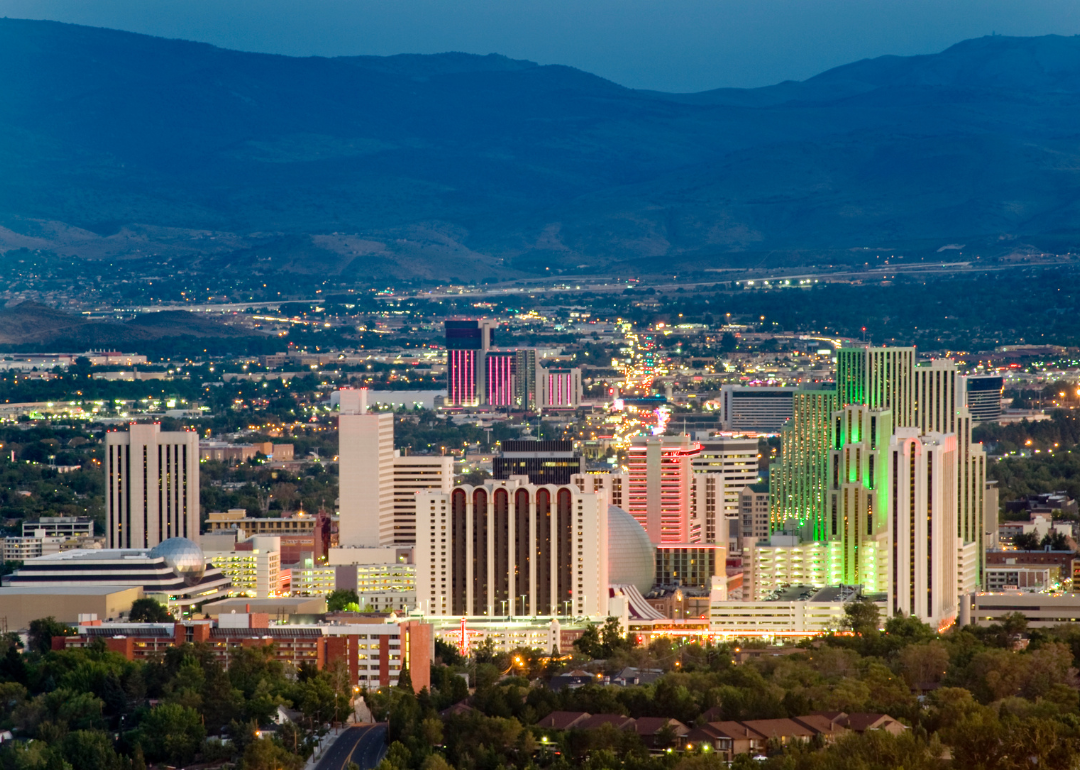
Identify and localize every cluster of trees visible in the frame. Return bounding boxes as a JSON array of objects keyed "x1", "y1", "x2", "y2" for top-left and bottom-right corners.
[
  {"x1": 0, "y1": 425, "x2": 103, "y2": 536},
  {"x1": 362, "y1": 607, "x2": 1080, "y2": 770},
  {"x1": 0, "y1": 631, "x2": 353, "y2": 770}
]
